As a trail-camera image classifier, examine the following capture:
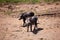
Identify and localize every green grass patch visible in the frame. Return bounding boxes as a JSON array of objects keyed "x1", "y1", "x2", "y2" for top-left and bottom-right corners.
[
  {"x1": 30, "y1": 0, "x2": 40, "y2": 4},
  {"x1": 0, "y1": 0, "x2": 41, "y2": 4},
  {"x1": 0, "y1": 0, "x2": 60, "y2": 4},
  {"x1": 44, "y1": 0, "x2": 53, "y2": 3},
  {"x1": 53, "y1": 0, "x2": 60, "y2": 2},
  {"x1": 44, "y1": 0, "x2": 60, "y2": 3}
]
